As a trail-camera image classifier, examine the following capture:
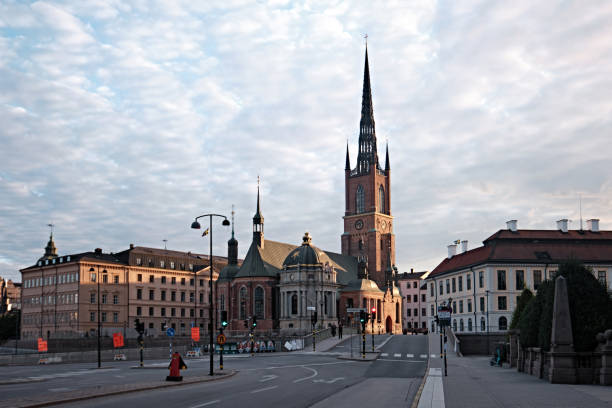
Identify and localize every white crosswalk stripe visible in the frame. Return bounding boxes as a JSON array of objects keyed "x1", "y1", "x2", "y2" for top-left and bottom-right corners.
[
  {"x1": 431, "y1": 354, "x2": 436, "y2": 358},
  {"x1": 420, "y1": 354, "x2": 428, "y2": 359},
  {"x1": 407, "y1": 354, "x2": 414, "y2": 358},
  {"x1": 393, "y1": 353, "x2": 401, "y2": 358},
  {"x1": 381, "y1": 353, "x2": 388, "y2": 357}
]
